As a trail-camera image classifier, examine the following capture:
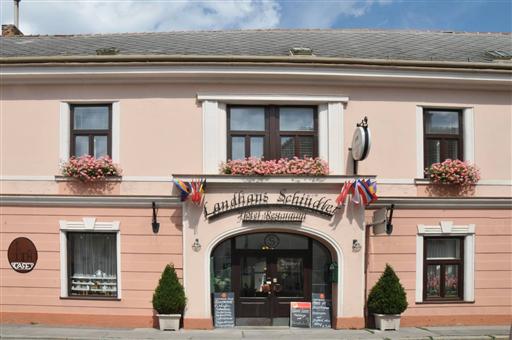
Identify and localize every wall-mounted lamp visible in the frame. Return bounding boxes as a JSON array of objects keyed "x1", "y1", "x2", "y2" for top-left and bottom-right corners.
[
  {"x1": 352, "y1": 239, "x2": 362, "y2": 252},
  {"x1": 151, "y1": 201, "x2": 160, "y2": 234},
  {"x1": 192, "y1": 239, "x2": 202, "y2": 252}
]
